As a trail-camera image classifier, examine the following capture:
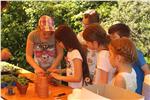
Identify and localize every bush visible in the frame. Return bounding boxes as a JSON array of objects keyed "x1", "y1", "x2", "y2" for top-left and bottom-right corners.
[{"x1": 1, "y1": 1, "x2": 150, "y2": 71}]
